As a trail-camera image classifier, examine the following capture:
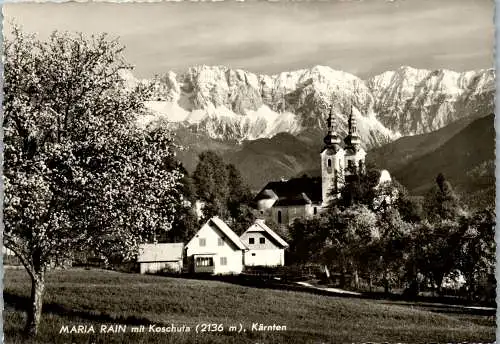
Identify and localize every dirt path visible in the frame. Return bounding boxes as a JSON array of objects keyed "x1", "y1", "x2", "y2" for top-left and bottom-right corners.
[{"x1": 295, "y1": 281, "x2": 362, "y2": 296}]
